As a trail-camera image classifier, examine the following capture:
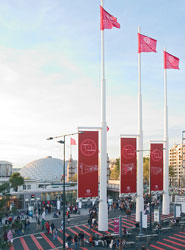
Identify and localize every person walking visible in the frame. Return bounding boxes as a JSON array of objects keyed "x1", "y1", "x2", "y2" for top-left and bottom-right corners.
[
  {"x1": 51, "y1": 222, "x2": 55, "y2": 234},
  {"x1": 78, "y1": 231, "x2": 85, "y2": 246},
  {"x1": 67, "y1": 235, "x2": 73, "y2": 250},
  {"x1": 7, "y1": 229, "x2": 13, "y2": 247},
  {"x1": 60, "y1": 219, "x2": 63, "y2": 231},
  {"x1": 41, "y1": 218, "x2": 45, "y2": 231},
  {"x1": 74, "y1": 234, "x2": 78, "y2": 250},
  {"x1": 53, "y1": 228, "x2": 58, "y2": 240},
  {"x1": 45, "y1": 221, "x2": 50, "y2": 234},
  {"x1": 67, "y1": 213, "x2": 70, "y2": 224},
  {"x1": 36, "y1": 217, "x2": 41, "y2": 231}
]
